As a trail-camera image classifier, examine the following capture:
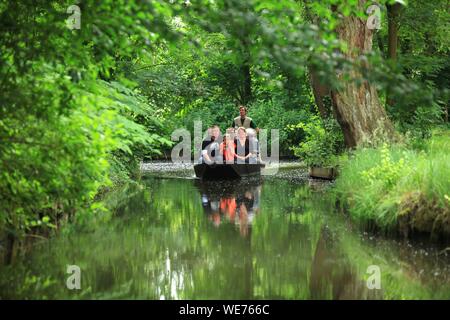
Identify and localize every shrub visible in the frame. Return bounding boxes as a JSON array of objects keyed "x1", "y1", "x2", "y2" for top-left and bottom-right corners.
[
  {"x1": 289, "y1": 116, "x2": 345, "y2": 167},
  {"x1": 361, "y1": 144, "x2": 407, "y2": 189},
  {"x1": 249, "y1": 97, "x2": 314, "y2": 156}
]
